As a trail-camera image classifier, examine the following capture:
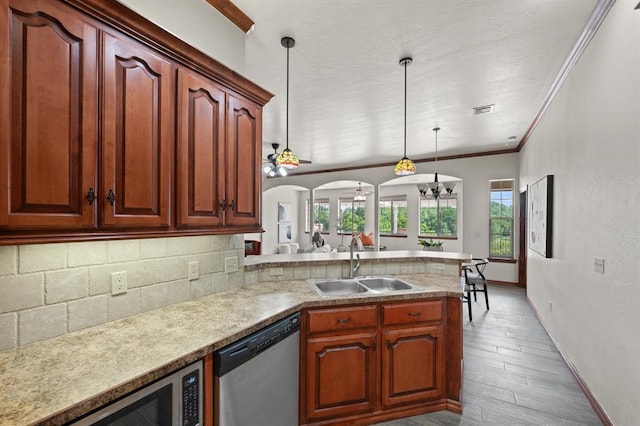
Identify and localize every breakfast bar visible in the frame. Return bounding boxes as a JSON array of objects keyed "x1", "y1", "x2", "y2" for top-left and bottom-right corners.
[{"x1": 0, "y1": 251, "x2": 469, "y2": 425}]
